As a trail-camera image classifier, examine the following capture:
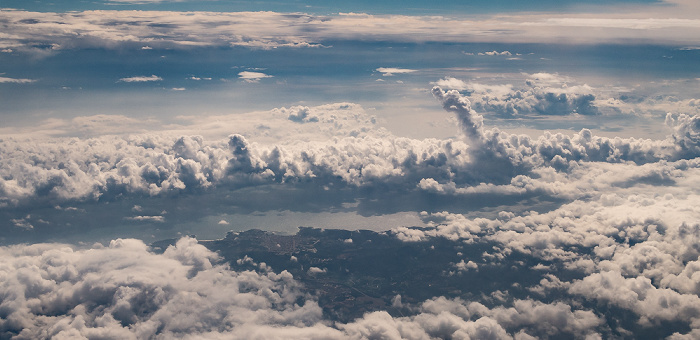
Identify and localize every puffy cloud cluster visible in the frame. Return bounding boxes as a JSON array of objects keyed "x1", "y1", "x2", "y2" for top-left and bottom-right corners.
[
  {"x1": 0, "y1": 130, "x2": 475, "y2": 209},
  {"x1": 382, "y1": 86, "x2": 700, "y2": 337},
  {"x1": 2, "y1": 84, "x2": 700, "y2": 336},
  {"x1": 340, "y1": 297, "x2": 603, "y2": 339},
  {"x1": 2, "y1": 86, "x2": 700, "y2": 214},
  {"x1": 1, "y1": 238, "x2": 612, "y2": 339},
  {"x1": 0, "y1": 237, "x2": 331, "y2": 339},
  {"x1": 436, "y1": 74, "x2": 599, "y2": 117},
  {"x1": 394, "y1": 160, "x2": 700, "y2": 336},
  {"x1": 434, "y1": 75, "x2": 700, "y2": 120}
]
